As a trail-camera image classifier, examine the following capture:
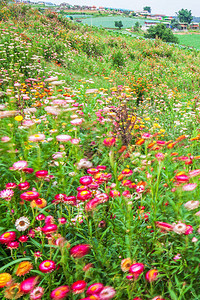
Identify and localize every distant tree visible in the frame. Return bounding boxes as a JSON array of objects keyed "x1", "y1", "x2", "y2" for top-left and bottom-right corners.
[
  {"x1": 170, "y1": 18, "x2": 181, "y2": 30},
  {"x1": 131, "y1": 12, "x2": 136, "y2": 17},
  {"x1": 143, "y1": 6, "x2": 151, "y2": 13},
  {"x1": 115, "y1": 21, "x2": 123, "y2": 30},
  {"x1": 144, "y1": 23, "x2": 179, "y2": 43},
  {"x1": 176, "y1": 9, "x2": 193, "y2": 24},
  {"x1": 133, "y1": 21, "x2": 142, "y2": 32}
]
